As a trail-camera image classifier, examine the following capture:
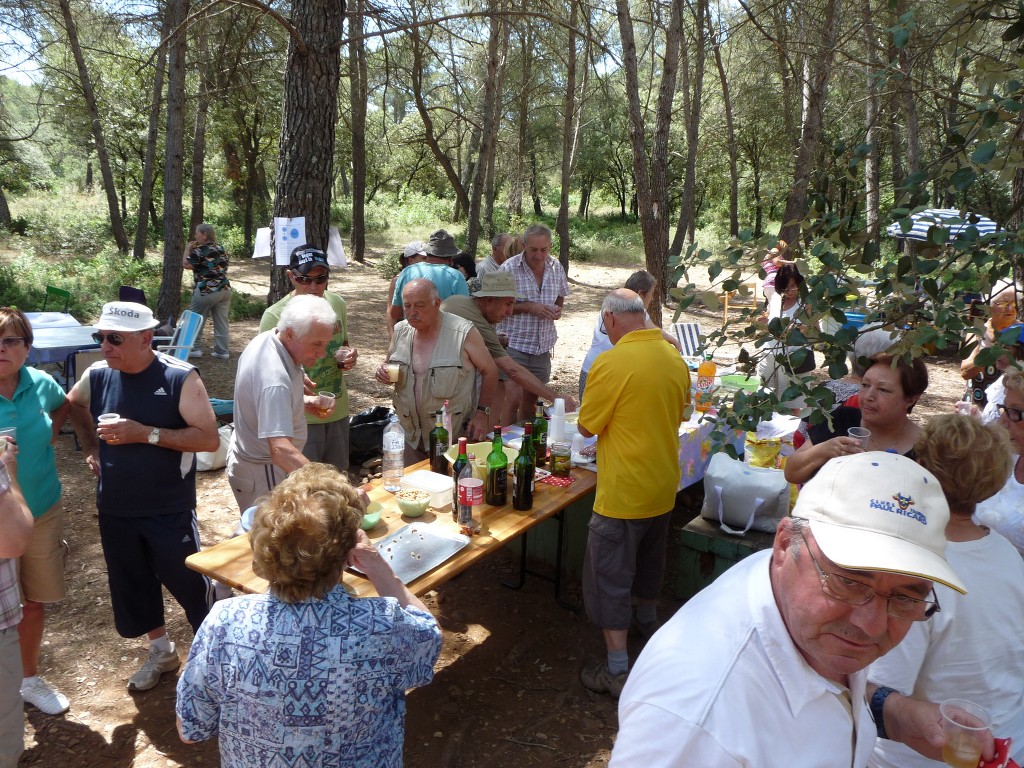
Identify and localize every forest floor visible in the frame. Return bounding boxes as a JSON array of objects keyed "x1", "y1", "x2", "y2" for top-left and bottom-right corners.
[{"x1": 14, "y1": 247, "x2": 967, "y2": 767}]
